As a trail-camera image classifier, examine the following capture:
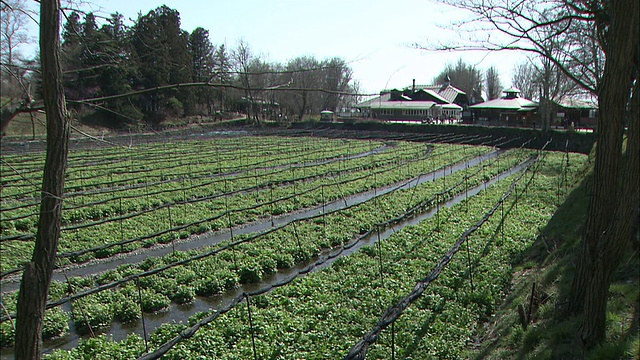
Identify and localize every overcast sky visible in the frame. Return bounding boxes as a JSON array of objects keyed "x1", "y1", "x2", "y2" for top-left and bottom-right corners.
[{"x1": 21, "y1": 0, "x2": 530, "y2": 95}]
